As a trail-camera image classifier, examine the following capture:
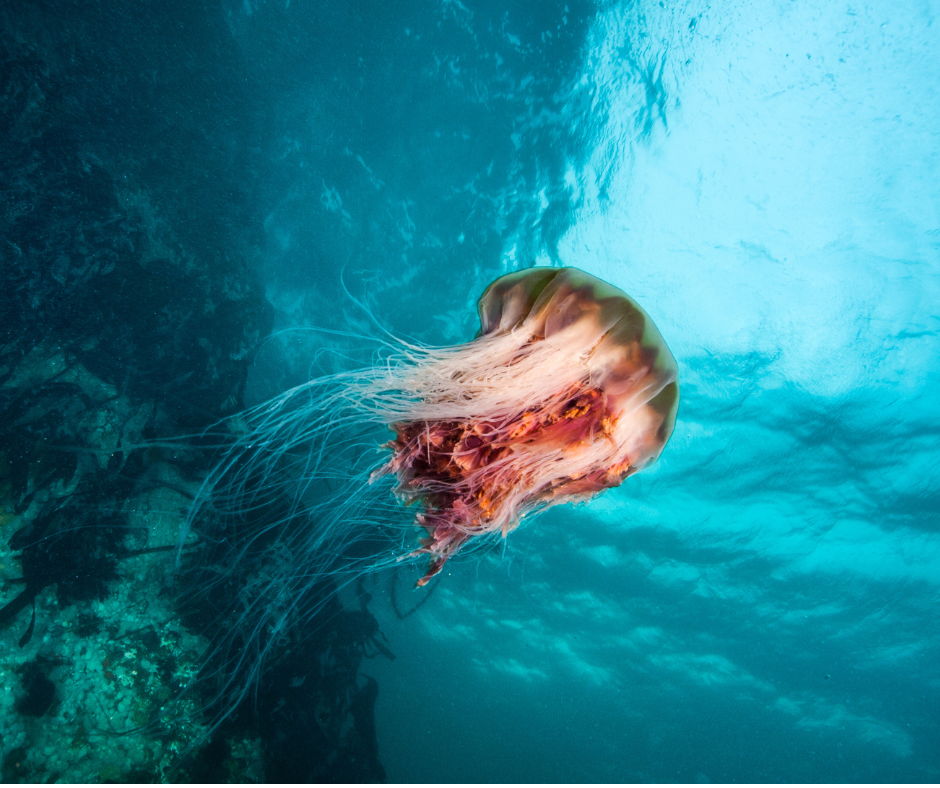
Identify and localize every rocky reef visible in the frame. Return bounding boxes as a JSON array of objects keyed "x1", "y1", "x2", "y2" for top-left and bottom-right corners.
[{"x1": 0, "y1": 2, "x2": 387, "y2": 781}]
